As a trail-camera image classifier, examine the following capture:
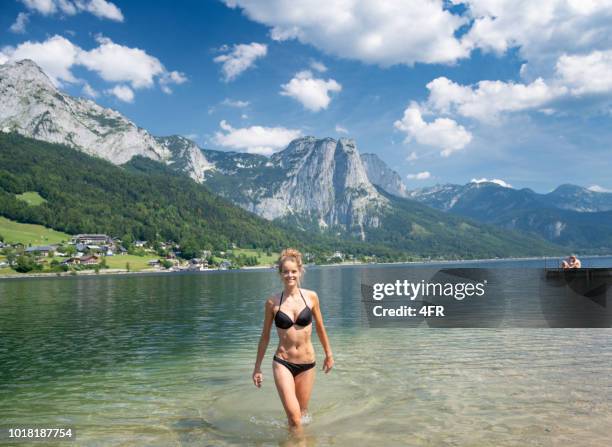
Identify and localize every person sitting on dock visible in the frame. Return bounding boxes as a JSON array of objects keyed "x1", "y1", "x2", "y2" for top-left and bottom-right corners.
[{"x1": 561, "y1": 255, "x2": 581, "y2": 269}]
